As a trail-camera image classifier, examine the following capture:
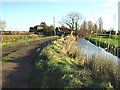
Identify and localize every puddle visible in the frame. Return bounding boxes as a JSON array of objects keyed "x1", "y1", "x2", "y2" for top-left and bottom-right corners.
[{"x1": 36, "y1": 48, "x2": 41, "y2": 52}]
